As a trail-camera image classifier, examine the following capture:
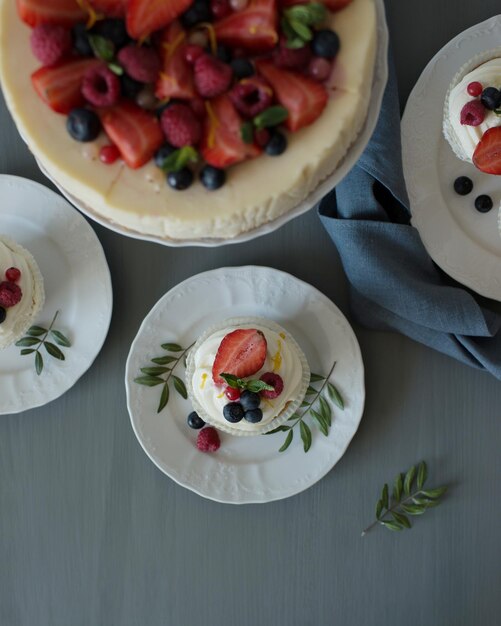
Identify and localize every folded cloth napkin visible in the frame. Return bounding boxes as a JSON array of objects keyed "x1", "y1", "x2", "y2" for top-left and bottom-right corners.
[{"x1": 318, "y1": 59, "x2": 501, "y2": 380}]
